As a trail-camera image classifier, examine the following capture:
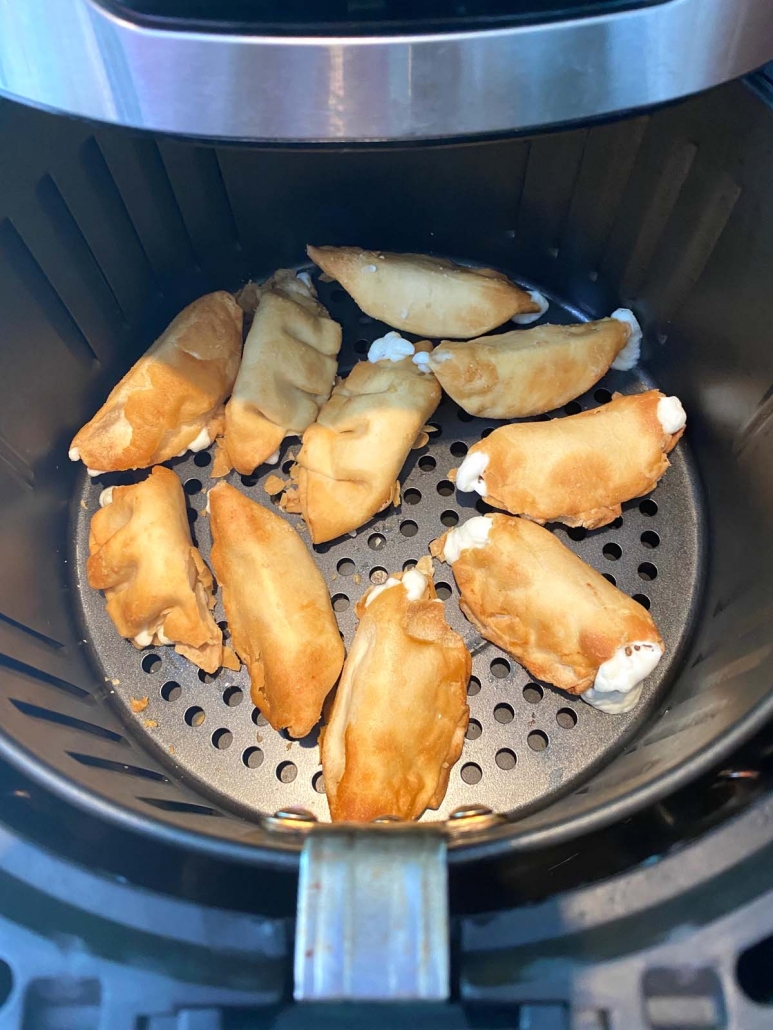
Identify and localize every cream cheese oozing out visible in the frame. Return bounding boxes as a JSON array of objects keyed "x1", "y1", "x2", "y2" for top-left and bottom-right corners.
[
  {"x1": 442, "y1": 515, "x2": 493, "y2": 564},
  {"x1": 401, "y1": 568, "x2": 428, "y2": 601},
  {"x1": 99, "y1": 487, "x2": 114, "y2": 508},
  {"x1": 455, "y1": 451, "x2": 489, "y2": 497},
  {"x1": 175, "y1": 426, "x2": 212, "y2": 459},
  {"x1": 87, "y1": 468, "x2": 107, "y2": 478},
  {"x1": 133, "y1": 620, "x2": 173, "y2": 648},
  {"x1": 512, "y1": 289, "x2": 549, "y2": 325},
  {"x1": 68, "y1": 447, "x2": 80, "y2": 462},
  {"x1": 582, "y1": 640, "x2": 664, "y2": 714},
  {"x1": 265, "y1": 449, "x2": 280, "y2": 465},
  {"x1": 656, "y1": 395, "x2": 686, "y2": 435},
  {"x1": 411, "y1": 350, "x2": 432, "y2": 373},
  {"x1": 368, "y1": 332, "x2": 415, "y2": 364},
  {"x1": 363, "y1": 576, "x2": 401, "y2": 607},
  {"x1": 296, "y1": 271, "x2": 313, "y2": 289},
  {"x1": 610, "y1": 308, "x2": 642, "y2": 370},
  {"x1": 364, "y1": 569, "x2": 429, "y2": 608}
]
